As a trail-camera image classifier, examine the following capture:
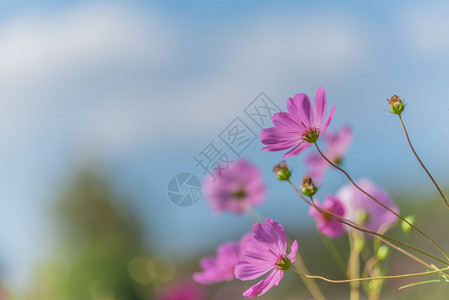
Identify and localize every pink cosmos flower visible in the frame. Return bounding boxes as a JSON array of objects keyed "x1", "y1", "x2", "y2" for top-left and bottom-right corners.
[
  {"x1": 157, "y1": 281, "x2": 205, "y2": 300},
  {"x1": 337, "y1": 178, "x2": 399, "y2": 233},
  {"x1": 309, "y1": 196, "x2": 345, "y2": 238},
  {"x1": 235, "y1": 218, "x2": 298, "y2": 298},
  {"x1": 260, "y1": 87, "x2": 336, "y2": 158},
  {"x1": 194, "y1": 233, "x2": 253, "y2": 284},
  {"x1": 203, "y1": 159, "x2": 265, "y2": 214},
  {"x1": 306, "y1": 125, "x2": 353, "y2": 183}
]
